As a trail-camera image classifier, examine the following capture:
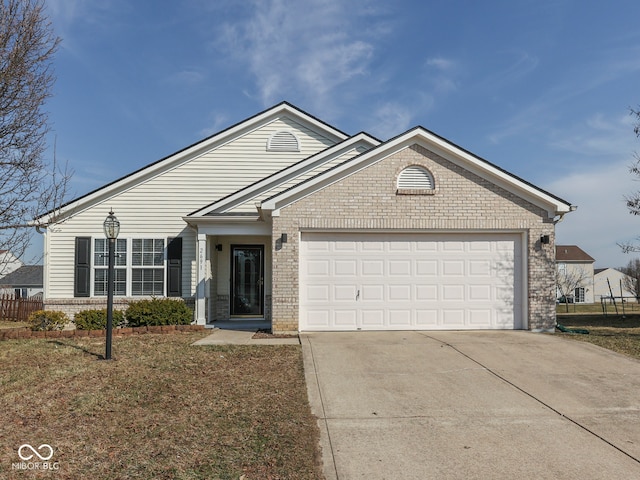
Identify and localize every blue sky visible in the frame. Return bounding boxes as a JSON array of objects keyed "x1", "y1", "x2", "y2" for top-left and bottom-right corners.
[{"x1": 35, "y1": 0, "x2": 640, "y2": 268}]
